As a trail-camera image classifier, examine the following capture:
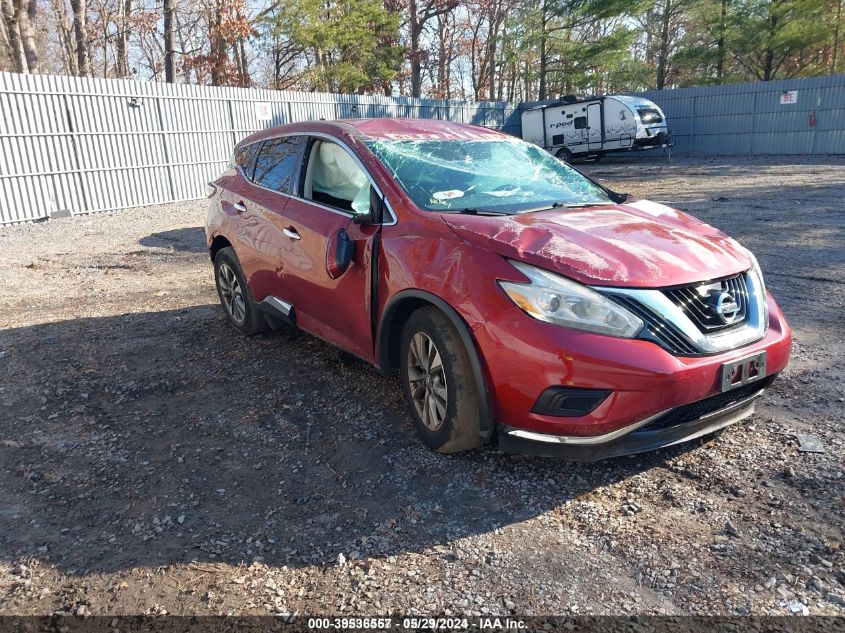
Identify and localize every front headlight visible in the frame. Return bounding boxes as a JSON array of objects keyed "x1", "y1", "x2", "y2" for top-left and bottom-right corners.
[
  {"x1": 745, "y1": 250, "x2": 769, "y2": 326},
  {"x1": 747, "y1": 251, "x2": 766, "y2": 294},
  {"x1": 498, "y1": 260, "x2": 644, "y2": 338}
]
